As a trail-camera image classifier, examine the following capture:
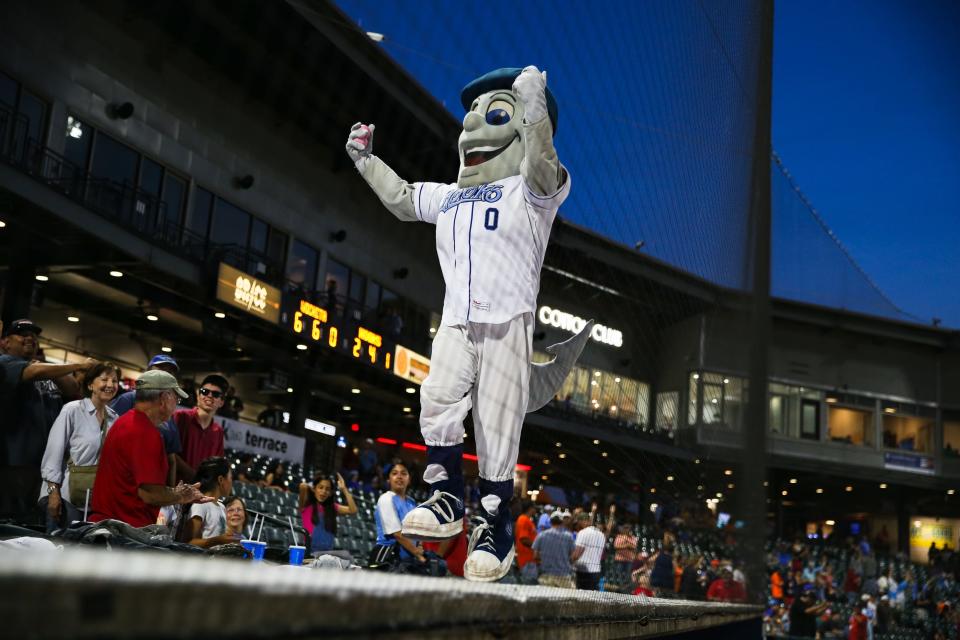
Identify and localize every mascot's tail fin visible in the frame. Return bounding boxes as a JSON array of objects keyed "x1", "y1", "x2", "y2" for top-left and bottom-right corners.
[{"x1": 527, "y1": 320, "x2": 594, "y2": 413}]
